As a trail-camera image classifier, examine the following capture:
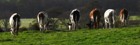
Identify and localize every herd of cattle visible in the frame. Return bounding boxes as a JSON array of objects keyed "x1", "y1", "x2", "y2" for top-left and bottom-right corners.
[{"x1": 9, "y1": 8, "x2": 129, "y2": 35}]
